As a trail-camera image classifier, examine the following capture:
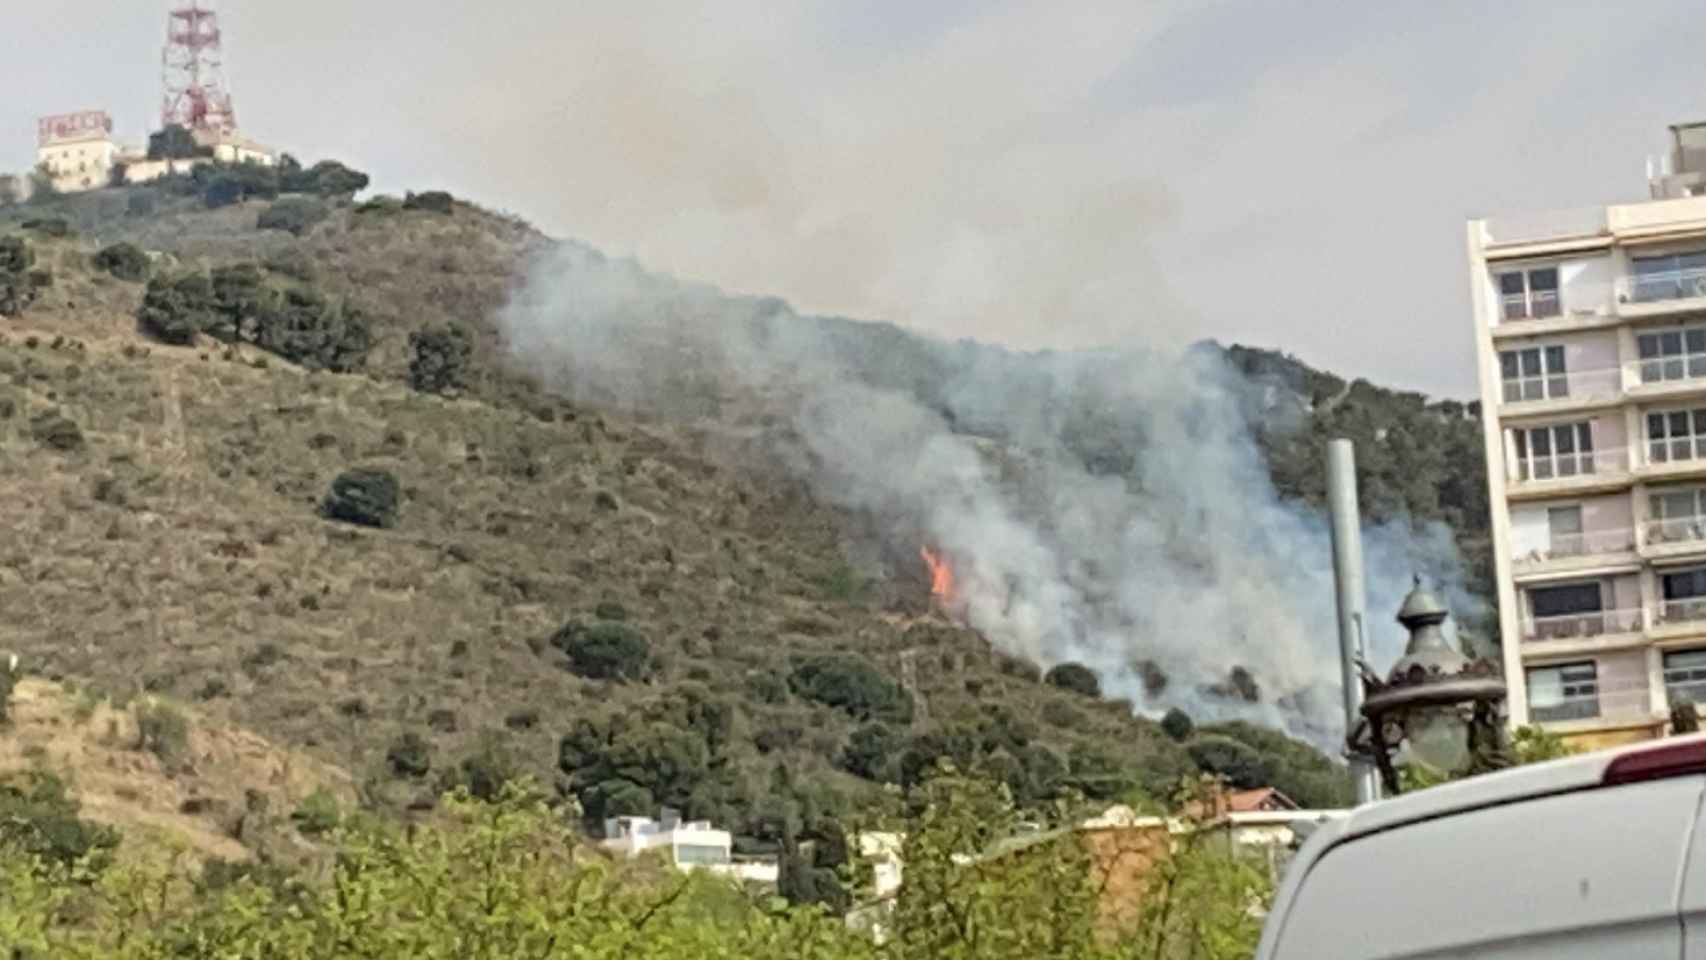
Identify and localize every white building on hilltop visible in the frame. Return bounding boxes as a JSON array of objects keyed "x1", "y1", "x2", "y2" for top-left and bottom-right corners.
[
  {"x1": 36, "y1": 111, "x2": 119, "y2": 193},
  {"x1": 601, "y1": 809, "x2": 778, "y2": 883}
]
